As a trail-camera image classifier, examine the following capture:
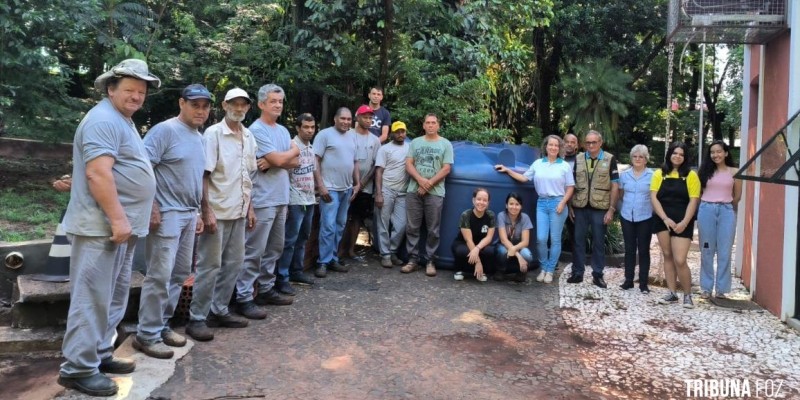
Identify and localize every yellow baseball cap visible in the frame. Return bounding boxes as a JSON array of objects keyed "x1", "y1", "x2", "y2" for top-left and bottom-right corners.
[{"x1": 391, "y1": 121, "x2": 407, "y2": 132}]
